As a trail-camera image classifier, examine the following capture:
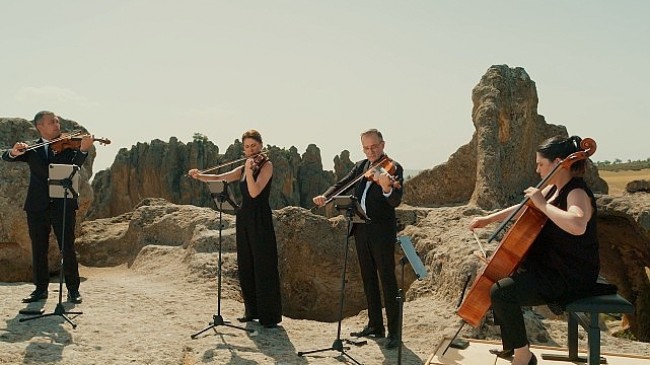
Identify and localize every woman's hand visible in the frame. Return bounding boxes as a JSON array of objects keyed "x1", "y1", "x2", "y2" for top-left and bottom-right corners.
[
  {"x1": 188, "y1": 168, "x2": 201, "y2": 180},
  {"x1": 312, "y1": 195, "x2": 326, "y2": 207},
  {"x1": 524, "y1": 187, "x2": 546, "y2": 210},
  {"x1": 469, "y1": 216, "x2": 490, "y2": 230}
]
